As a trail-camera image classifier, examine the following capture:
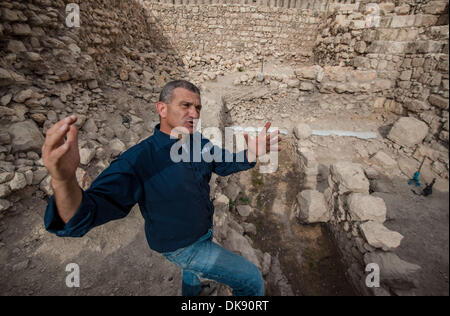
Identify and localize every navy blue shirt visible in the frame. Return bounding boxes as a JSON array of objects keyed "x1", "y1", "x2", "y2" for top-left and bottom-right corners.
[{"x1": 44, "y1": 124, "x2": 256, "y2": 253}]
